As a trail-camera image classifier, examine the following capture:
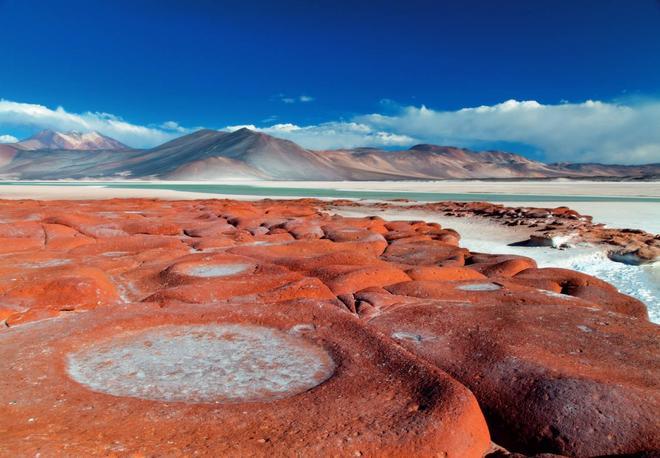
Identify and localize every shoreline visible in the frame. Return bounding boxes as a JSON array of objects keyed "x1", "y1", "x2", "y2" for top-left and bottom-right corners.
[
  {"x1": 1, "y1": 183, "x2": 658, "y2": 234},
  {"x1": 1, "y1": 179, "x2": 659, "y2": 199}
]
